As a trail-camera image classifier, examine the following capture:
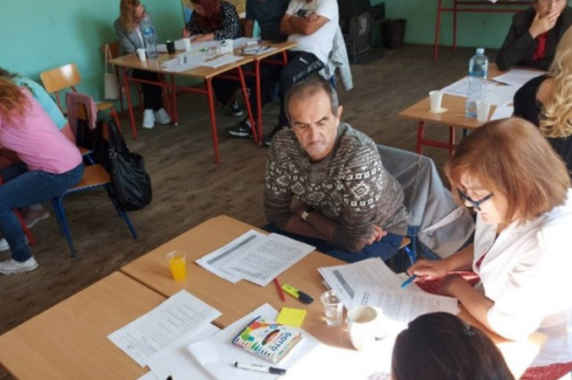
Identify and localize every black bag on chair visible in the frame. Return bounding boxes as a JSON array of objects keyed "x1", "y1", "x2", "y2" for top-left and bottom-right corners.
[{"x1": 106, "y1": 119, "x2": 152, "y2": 211}]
